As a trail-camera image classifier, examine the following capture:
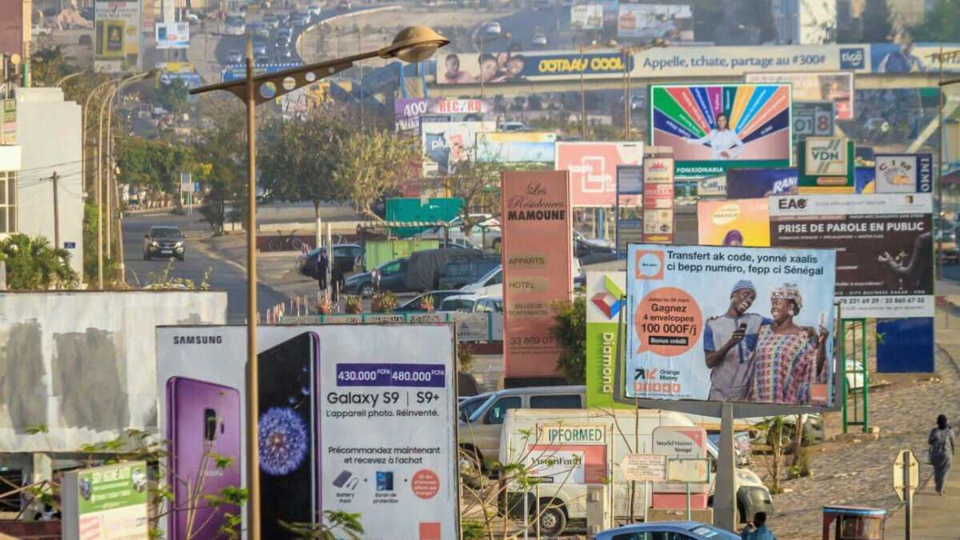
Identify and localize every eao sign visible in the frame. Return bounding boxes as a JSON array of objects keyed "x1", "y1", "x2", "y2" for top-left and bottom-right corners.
[
  {"x1": 778, "y1": 198, "x2": 807, "y2": 210},
  {"x1": 804, "y1": 137, "x2": 849, "y2": 176}
]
